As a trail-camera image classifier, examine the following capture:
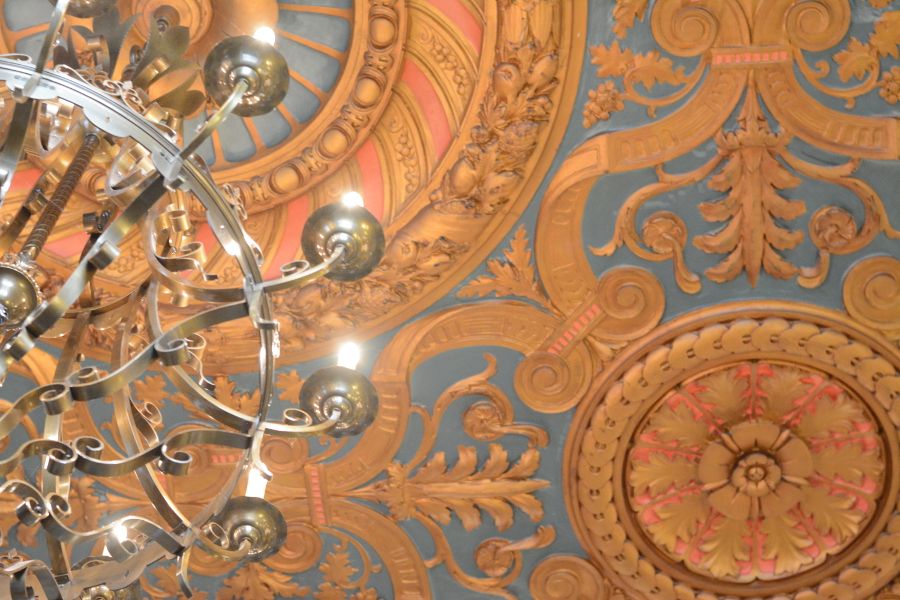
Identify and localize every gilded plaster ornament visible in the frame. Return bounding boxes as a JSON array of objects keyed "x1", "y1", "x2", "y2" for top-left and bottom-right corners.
[
  {"x1": 566, "y1": 302, "x2": 900, "y2": 599},
  {"x1": 0, "y1": 0, "x2": 588, "y2": 372},
  {"x1": 540, "y1": 0, "x2": 900, "y2": 303}
]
